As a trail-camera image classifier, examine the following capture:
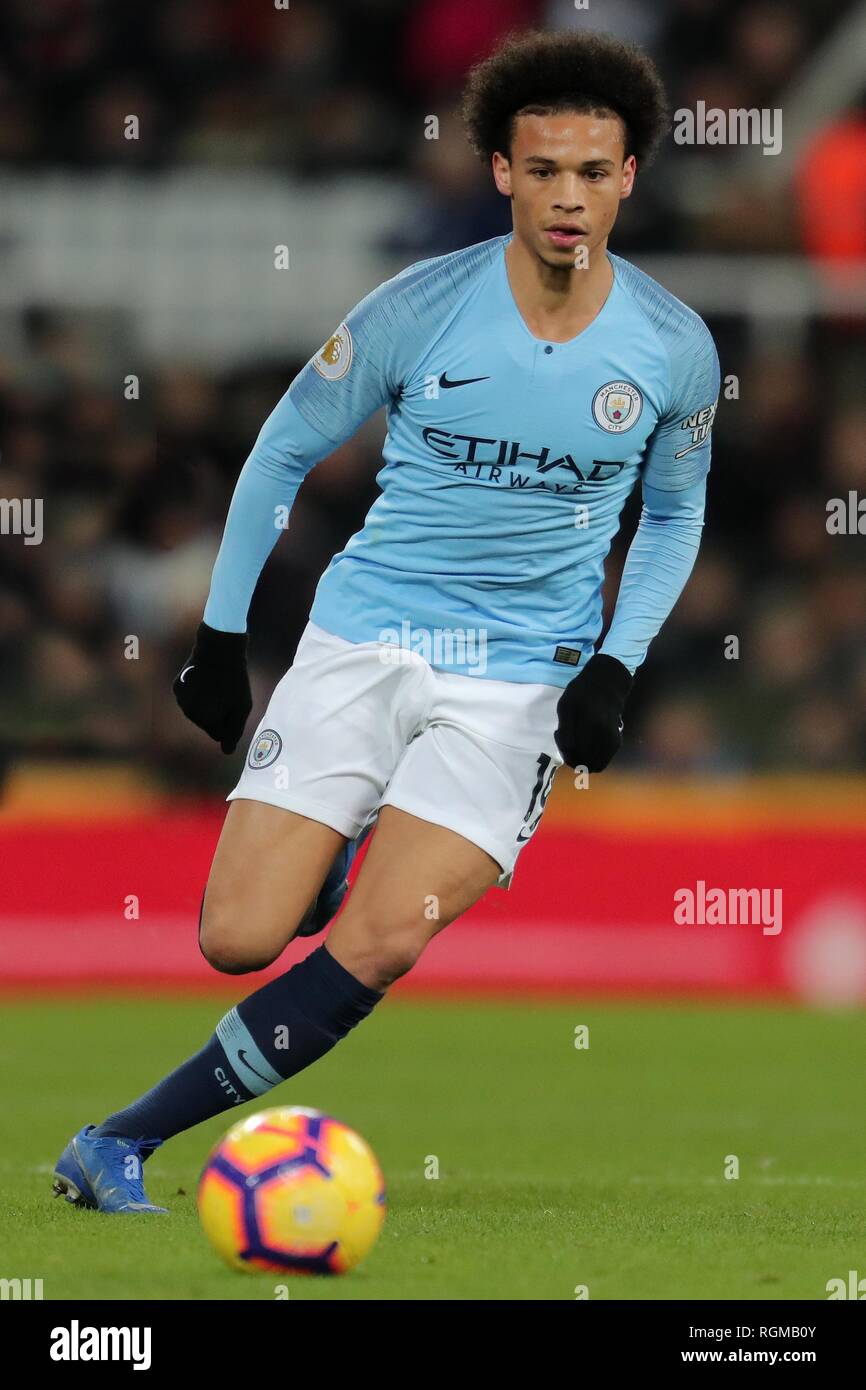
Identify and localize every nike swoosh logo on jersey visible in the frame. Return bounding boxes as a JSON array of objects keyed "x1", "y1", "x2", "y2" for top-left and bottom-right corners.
[
  {"x1": 179, "y1": 665, "x2": 194, "y2": 683},
  {"x1": 438, "y1": 372, "x2": 491, "y2": 389}
]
